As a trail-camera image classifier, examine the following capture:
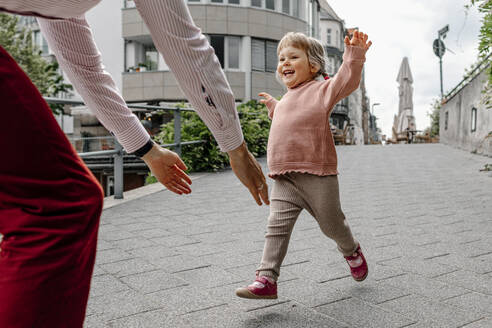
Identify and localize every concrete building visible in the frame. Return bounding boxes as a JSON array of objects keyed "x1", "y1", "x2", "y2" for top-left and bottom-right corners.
[
  {"x1": 440, "y1": 58, "x2": 491, "y2": 156},
  {"x1": 318, "y1": 6, "x2": 366, "y2": 144},
  {"x1": 122, "y1": 0, "x2": 322, "y2": 103}
]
